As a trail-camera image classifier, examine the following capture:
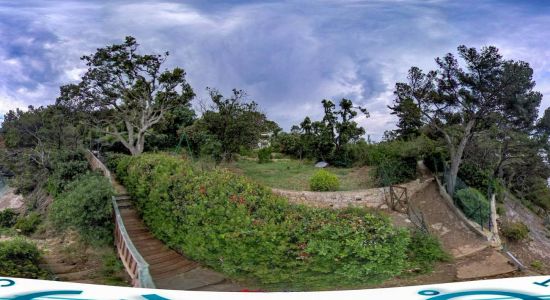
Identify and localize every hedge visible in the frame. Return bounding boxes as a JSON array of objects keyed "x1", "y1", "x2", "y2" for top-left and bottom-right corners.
[{"x1": 112, "y1": 153, "x2": 445, "y2": 289}]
